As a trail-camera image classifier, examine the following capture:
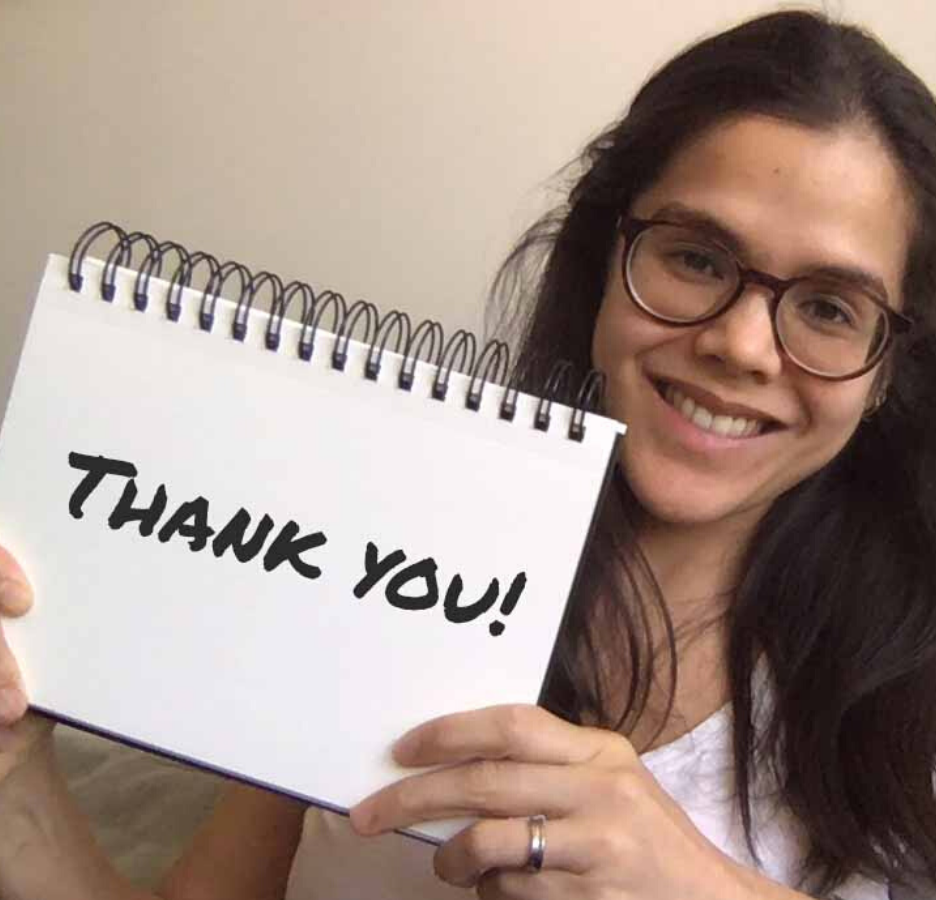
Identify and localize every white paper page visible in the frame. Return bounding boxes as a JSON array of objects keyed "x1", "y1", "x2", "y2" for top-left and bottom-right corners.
[{"x1": 0, "y1": 255, "x2": 623, "y2": 842}]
